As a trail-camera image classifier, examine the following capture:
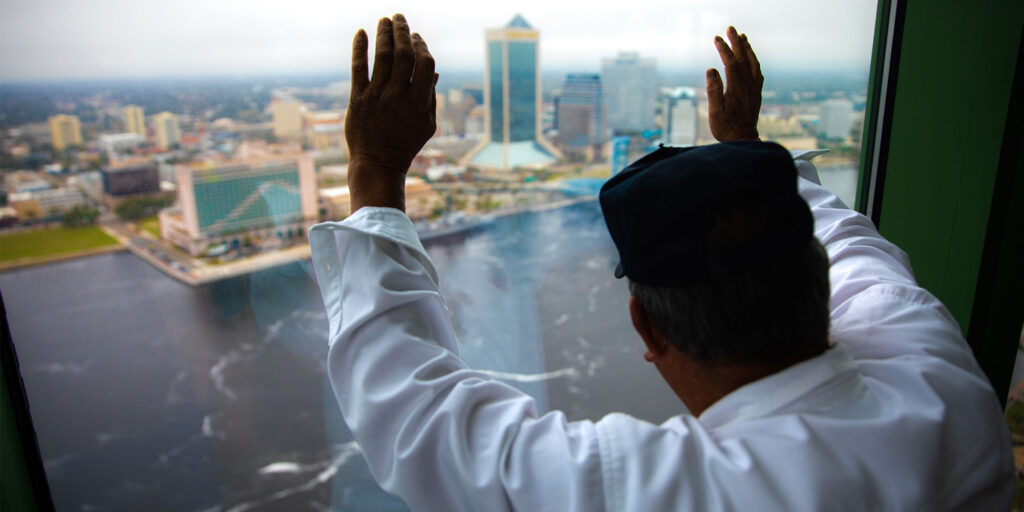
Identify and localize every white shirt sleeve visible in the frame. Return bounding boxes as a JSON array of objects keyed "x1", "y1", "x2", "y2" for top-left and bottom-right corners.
[
  {"x1": 794, "y1": 162, "x2": 1013, "y2": 509},
  {"x1": 795, "y1": 162, "x2": 986, "y2": 374},
  {"x1": 309, "y1": 207, "x2": 605, "y2": 512}
]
